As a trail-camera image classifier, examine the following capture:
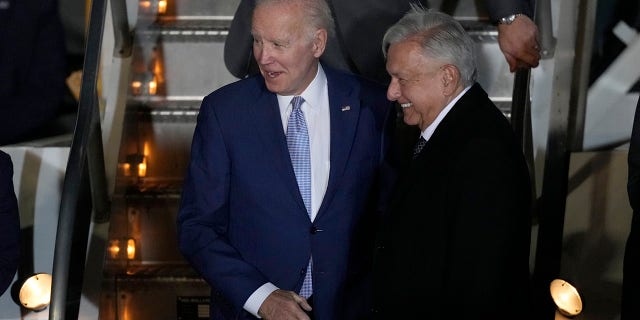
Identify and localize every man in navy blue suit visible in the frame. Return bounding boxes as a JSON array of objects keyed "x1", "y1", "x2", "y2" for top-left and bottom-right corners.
[
  {"x1": 177, "y1": 0, "x2": 391, "y2": 319},
  {"x1": 0, "y1": 151, "x2": 20, "y2": 296}
]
